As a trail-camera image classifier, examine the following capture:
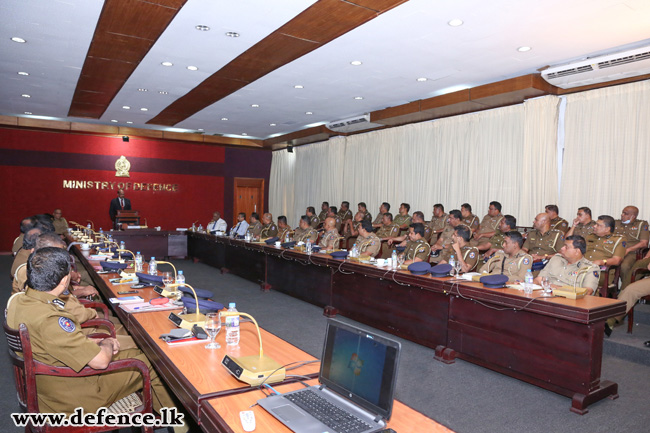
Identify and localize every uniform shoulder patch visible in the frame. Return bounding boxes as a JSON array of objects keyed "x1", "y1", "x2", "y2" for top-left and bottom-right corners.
[
  {"x1": 523, "y1": 257, "x2": 530, "y2": 265},
  {"x1": 52, "y1": 298, "x2": 65, "y2": 309},
  {"x1": 593, "y1": 271, "x2": 599, "y2": 278},
  {"x1": 622, "y1": 241, "x2": 626, "y2": 247},
  {"x1": 469, "y1": 252, "x2": 476, "y2": 259},
  {"x1": 58, "y1": 317, "x2": 76, "y2": 333}
]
